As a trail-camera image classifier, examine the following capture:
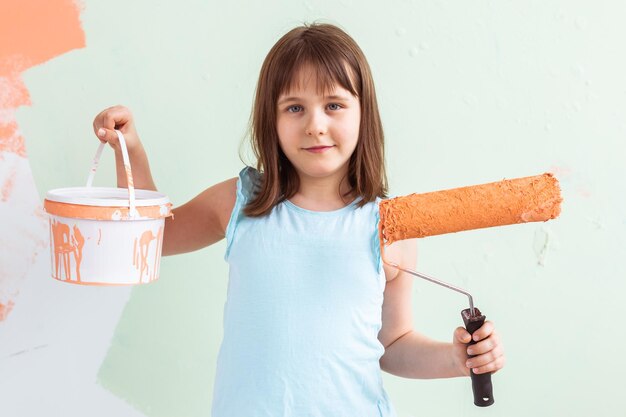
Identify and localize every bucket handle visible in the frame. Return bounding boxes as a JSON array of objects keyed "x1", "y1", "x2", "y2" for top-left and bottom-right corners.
[{"x1": 86, "y1": 129, "x2": 137, "y2": 218}]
